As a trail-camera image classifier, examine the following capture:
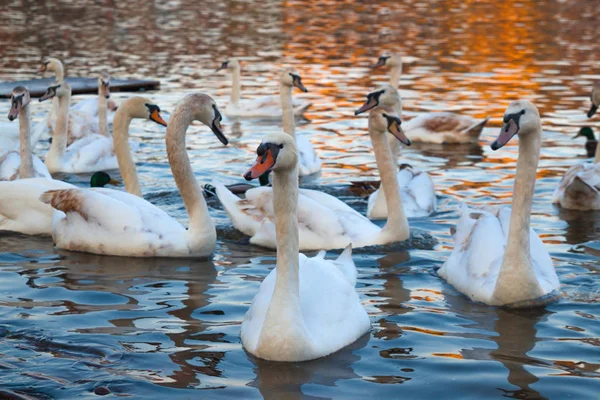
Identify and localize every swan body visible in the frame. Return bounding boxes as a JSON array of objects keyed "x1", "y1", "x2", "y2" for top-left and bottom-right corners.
[
  {"x1": 0, "y1": 122, "x2": 45, "y2": 152},
  {"x1": 216, "y1": 106, "x2": 411, "y2": 250},
  {"x1": 41, "y1": 93, "x2": 227, "y2": 257},
  {"x1": 440, "y1": 100, "x2": 559, "y2": 307},
  {"x1": 279, "y1": 68, "x2": 321, "y2": 176},
  {"x1": 367, "y1": 164, "x2": 436, "y2": 219},
  {"x1": 355, "y1": 85, "x2": 437, "y2": 218},
  {"x1": 552, "y1": 162, "x2": 600, "y2": 210},
  {"x1": 240, "y1": 132, "x2": 370, "y2": 362},
  {"x1": 402, "y1": 112, "x2": 490, "y2": 144},
  {"x1": 0, "y1": 87, "x2": 51, "y2": 181},
  {"x1": 217, "y1": 59, "x2": 311, "y2": 119},
  {"x1": 553, "y1": 126, "x2": 600, "y2": 210},
  {"x1": 0, "y1": 178, "x2": 75, "y2": 235}
]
